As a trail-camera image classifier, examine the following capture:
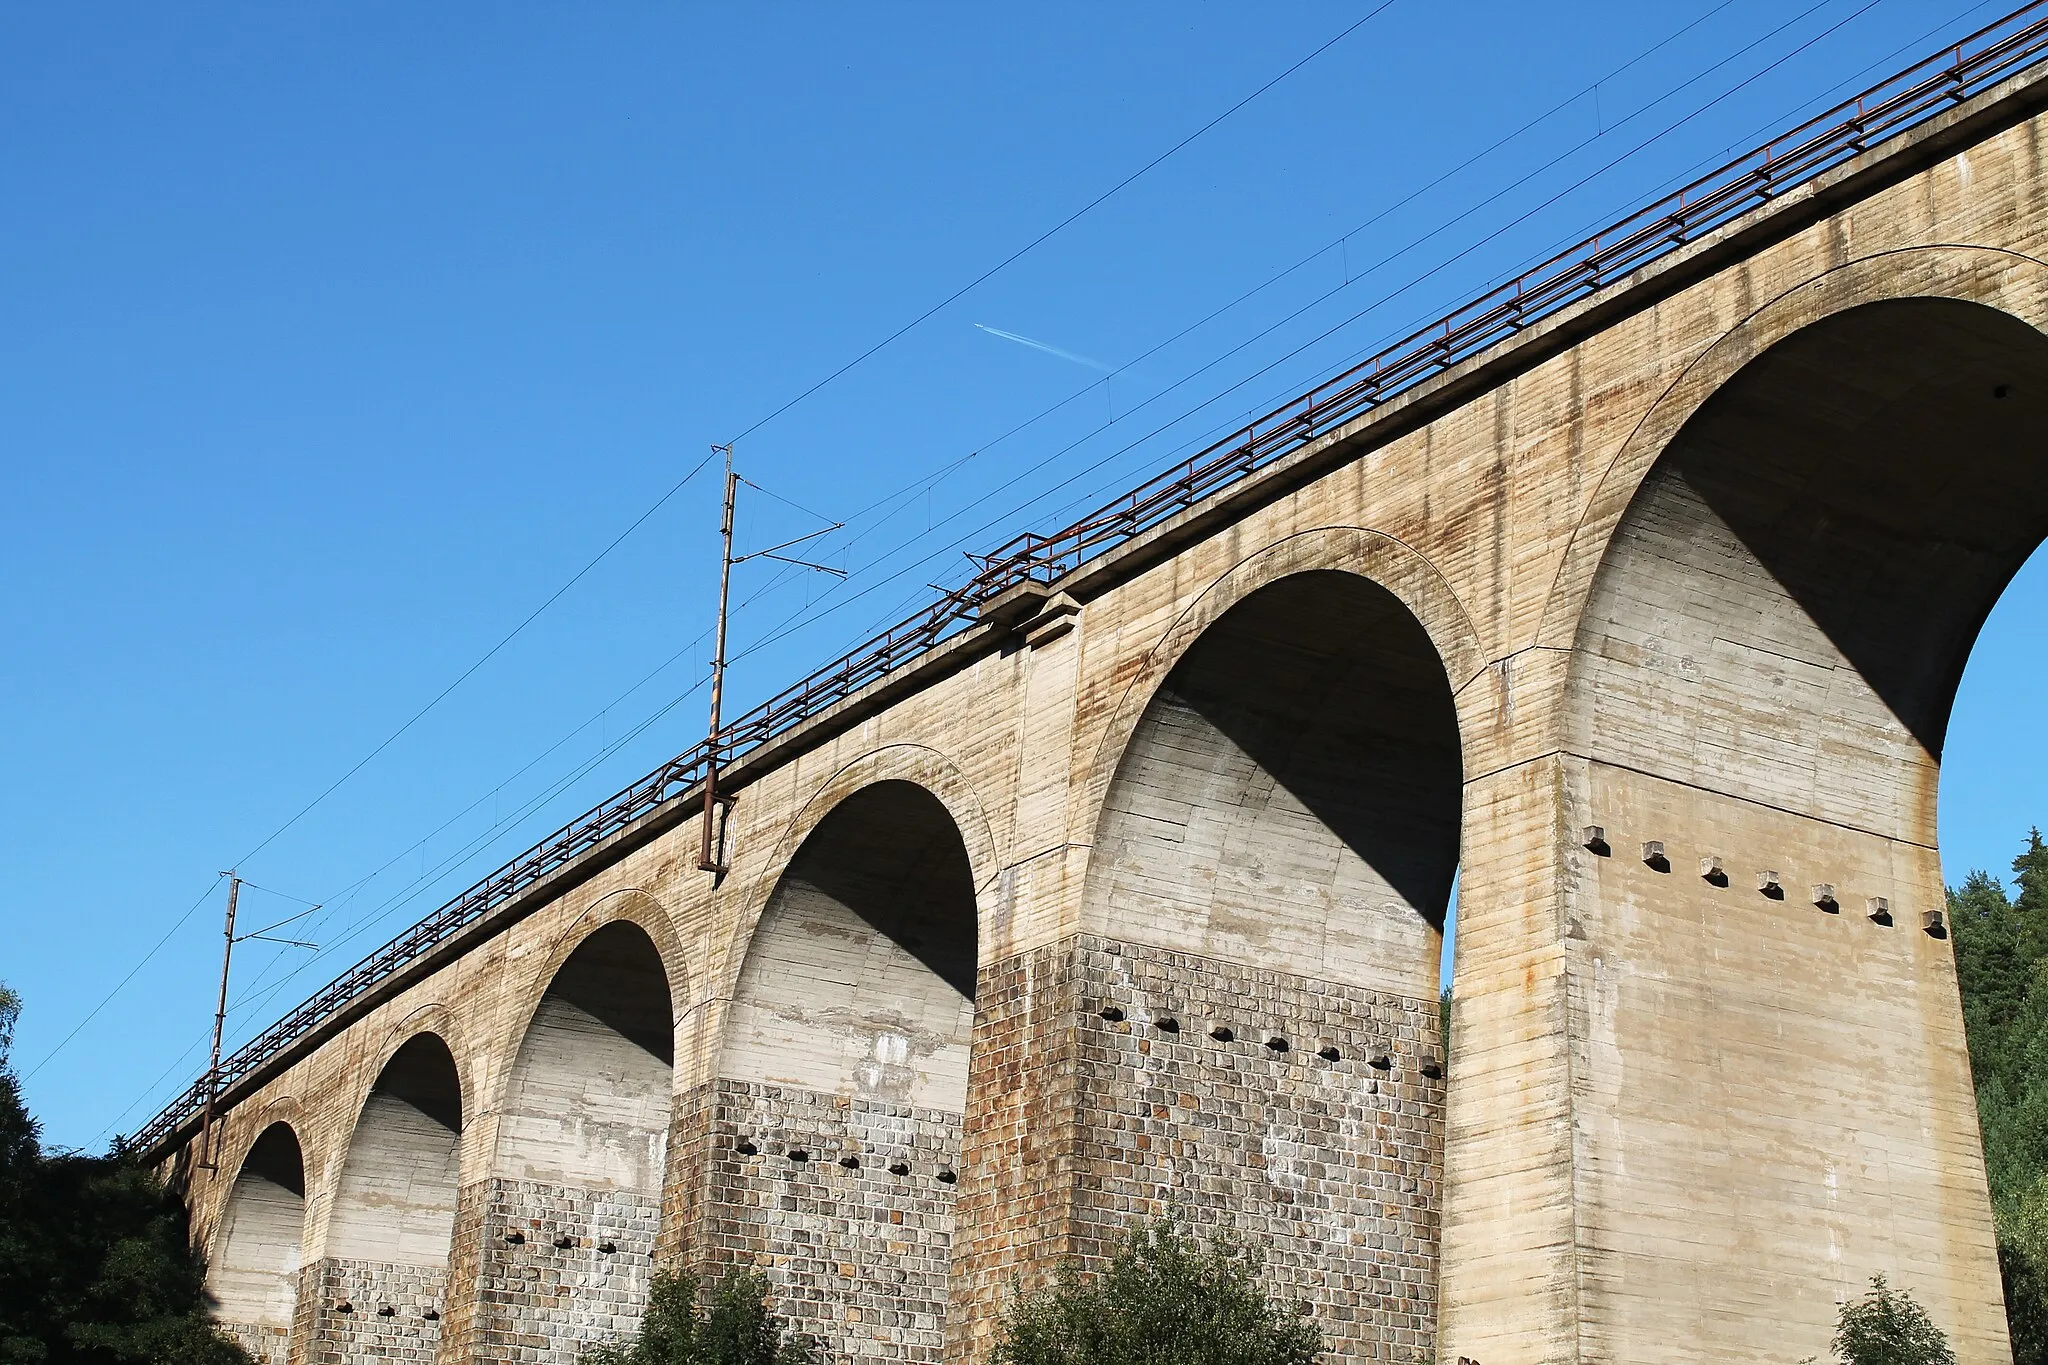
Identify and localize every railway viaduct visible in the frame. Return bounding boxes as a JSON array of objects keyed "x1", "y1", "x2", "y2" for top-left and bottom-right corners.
[{"x1": 142, "y1": 15, "x2": 2048, "y2": 1364}]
